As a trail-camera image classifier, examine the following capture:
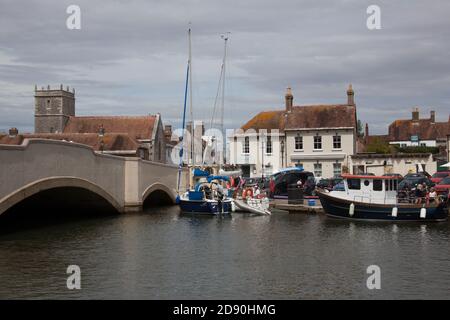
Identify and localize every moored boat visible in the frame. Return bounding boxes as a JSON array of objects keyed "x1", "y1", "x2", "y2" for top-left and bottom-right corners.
[
  {"x1": 234, "y1": 198, "x2": 271, "y2": 215},
  {"x1": 317, "y1": 174, "x2": 448, "y2": 221},
  {"x1": 179, "y1": 175, "x2": 233, "y2": 215}
]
